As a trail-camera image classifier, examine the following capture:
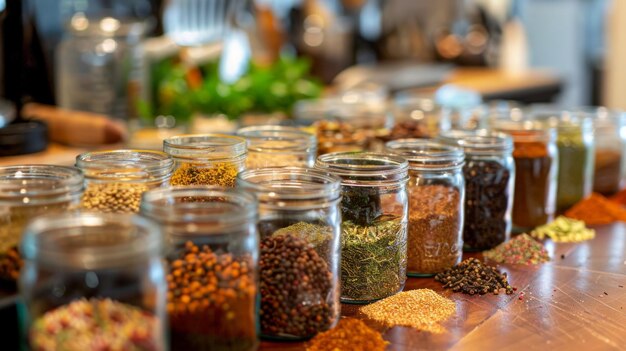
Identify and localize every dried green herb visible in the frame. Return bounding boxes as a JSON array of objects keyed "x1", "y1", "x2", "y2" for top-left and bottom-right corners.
[{"x1": 341, "y1": 215, "x2": 407, "y2": 302}]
